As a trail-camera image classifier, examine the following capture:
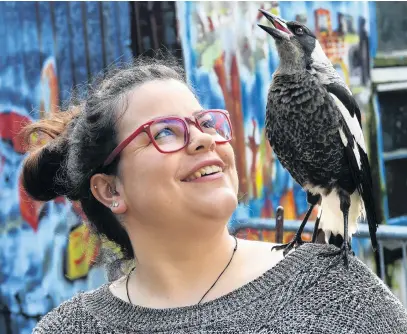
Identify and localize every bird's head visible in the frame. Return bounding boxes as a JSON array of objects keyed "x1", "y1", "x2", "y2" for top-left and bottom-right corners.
[{"x1": 258, "y1": 10, "x2": 332, "y2": 75}]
